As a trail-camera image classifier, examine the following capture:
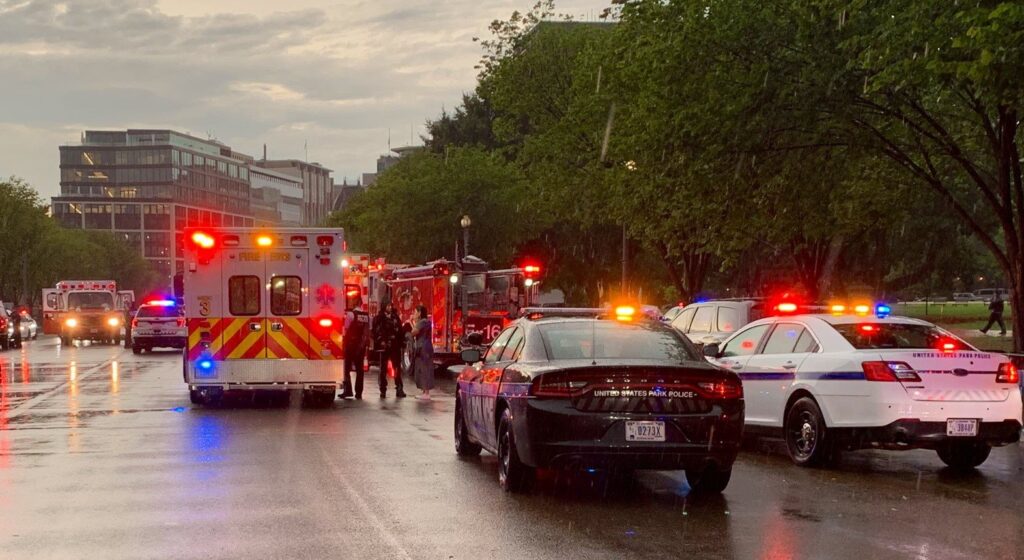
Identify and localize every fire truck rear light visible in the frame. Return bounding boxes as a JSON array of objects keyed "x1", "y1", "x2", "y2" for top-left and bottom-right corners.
[
  {"x1": 997, "y1": 362, "x2": 1019, "y2": 384},
  {"x1": 256, "y1": 235, "x2": 273, "y2": 247},
  {"x1": 317, "y1": 235, "x2": 334, "y2": 247},
  {"x1": 320, "y1": 258, "x2": 330, "y2": 265},
  {"x1": 290, "y1": 236, "x2": 308, "y2": 246}
]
